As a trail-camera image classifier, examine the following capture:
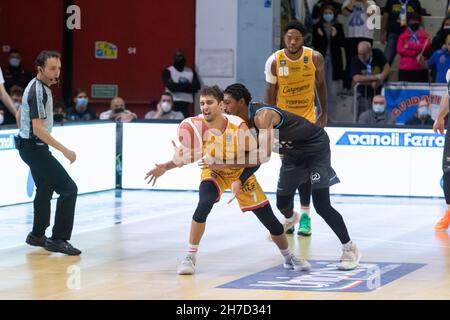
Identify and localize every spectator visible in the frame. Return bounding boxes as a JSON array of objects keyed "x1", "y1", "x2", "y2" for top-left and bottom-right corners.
[
  {"x1": 311, "y1": 0, "x2": 342, "y2": 23},
  {"x1": 312, "y1": 4, "x2": 345, "y2": 123},
  {"x1": 162, "y1": 50, "x2": 200, "y2": 118},
  {"x1": 2, "y1": 50, "x2": 32, "y2": 92},
  {"x1": 99, "y1": 97, "x2": 137, "y2": 123},
  {"x1": 65, "y1": 89, "x2": 97, "y2": 121},
  {"x1": 53, "y1": 101, "x2": 65, "y2": 123},
  {"x1": 145, "y1": 92, "x2": 184, "y2": 120},
  {"x1": 396, "y1": 13, "x2": 430, "y2": 82},
  {"x1": 381, "y1": 0, "x2": 423, "y2": 65},
  {"x1": 422, "y1": 34, "x2": 450, "y2": 83},
  {"x1": 351, "y1": 41, "x2": 390, "y2": 117},
  {"x1": 405, "y1": 98, "x2": 434, "y2": 125},
  {"x1": 0, "y1": 67, "x2": 17, "y2": 126},
  {"x1": 429, "y1": 16, "x2": 450, "y2": 56},
  {"x1": 358, "y1": 95, "x2": 396, "y2": 124},
  {"x1": 0, "y1": 85, "x2": 23, "y2": 125},
  {"x1": 341, "y1": 0, "x2": 376, "y2": 90}
]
